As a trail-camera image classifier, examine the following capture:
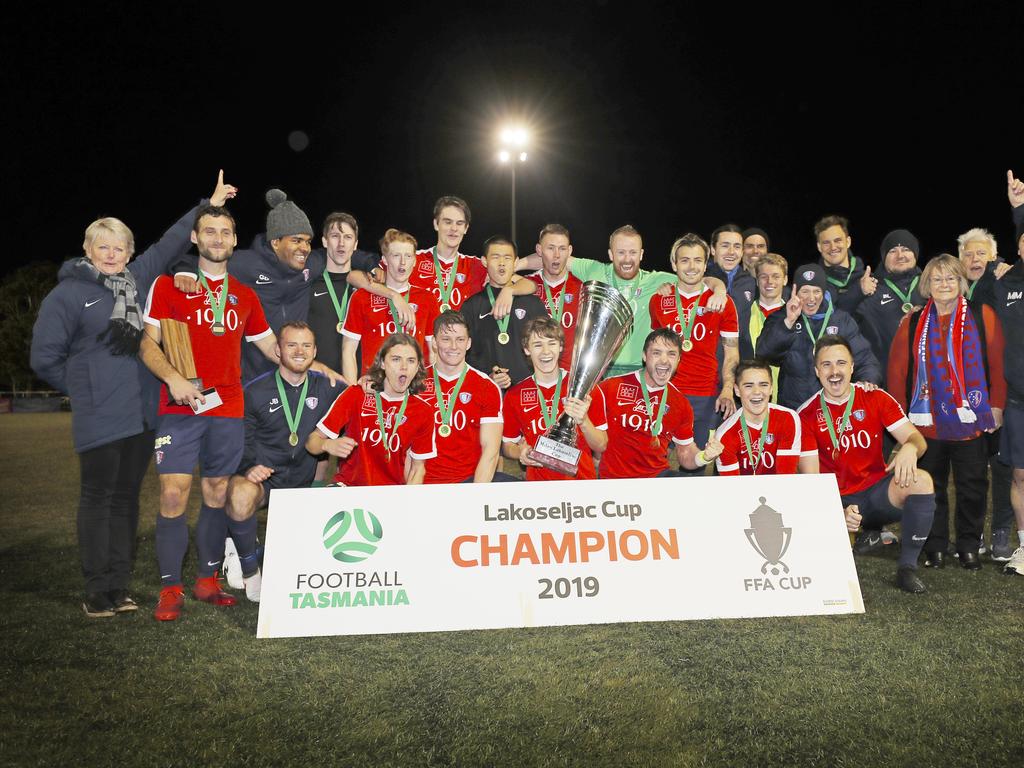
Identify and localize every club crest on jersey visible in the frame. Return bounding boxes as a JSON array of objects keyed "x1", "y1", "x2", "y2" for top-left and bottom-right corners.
[
  {"x1": 521, "y1": 389, "x2": 538, "y2": 406},
  {"x1": 564, "y1": 293, "x2": 574, "y2": 304},
  {"x1": 459, "y1": 392, "x2": 472, "y2": 403},
  {"x1": 853, "y1": 409, "x2": 866, "y2": 422},
  {"x1": 697, "y1": 307, "x2": 707, "y2": 316},
  {"x1": 303, "y1": 268, "x2": 310, "y2": 282},
  {"x1": 826, "y1": 325, "x2": 839, "y2": 335},
  {"x1": 802, "y1": 270, "x2": 815, "y2": 281},
  {"x1": 515, "y1": 308, "x2": 526, "y2": 319},
  {"x1": 968, "y1": 390, "x2": 983, "y2": 408},
  {"x1": 410, "y1": 303, "x2": 419, "y2": 313},
  {"x1": 305, "y1": 397, "x2": 318, "y2": 409},
  {"x1": 228, "y1": 294, "x2": 238, "y2": 305},
  {"x1": 764, "y1": 433, "x2": 775, "y2": 445},
  {"x1": 617, "y1": 383, "x2": 639, "y2": 402},
  {"x1": 456, "y1": 273, "x2": 466, "y2": 283},
  {"x1": 744, "y1": 290, "x2": 753, "y2": 302},
  {"x1": 371, "y1": 294, "x2": 389, "y2": 307},
  {"x1": 155, "y1": 450, "x2": 164, "y2": 465}
]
